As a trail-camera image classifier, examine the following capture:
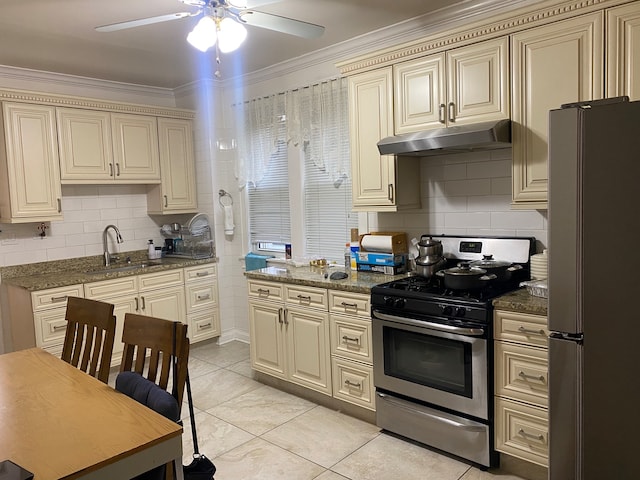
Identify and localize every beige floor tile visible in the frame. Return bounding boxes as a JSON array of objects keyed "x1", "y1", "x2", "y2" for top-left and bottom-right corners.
[
  {"x1": 226, "y1": 358, "x2": 253, "y2": 378},
  {"x1": 212, "y1": 437, "x2": 326, "y2": 480},
  {"x1": 315, "y1": 472, "x2": 351, "y2": 480},
  {"x1": 189, "y1": 367, "x2": 263, "y2": 410},
  {"x1": 207, "y1": 384, "x2": 316, "y2": 435},
  {"x1": 181, "y1": 411, "x2": 254, "y2": 462},
  {"x1": 187, "y1": 356, "x2": 222, "y2": 379},
  {"x1": 332, "y1": 433, "x2": 471, "y2": 480},
  {"x1": 460, "y1": 467, "x2": 532, "y2": 480},
  {"x1": 191, "y1": 340, "x2": 250, "y2": 368},
  {"x1": 262, "y1": 405, "x2": 380, "y2": 468}
]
